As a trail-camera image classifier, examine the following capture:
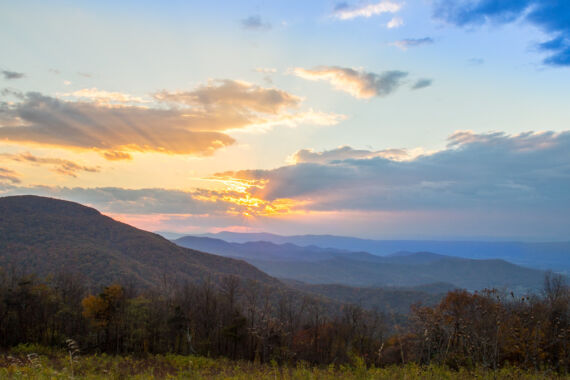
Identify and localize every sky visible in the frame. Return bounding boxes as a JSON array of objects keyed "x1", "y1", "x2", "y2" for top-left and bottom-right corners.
[{"x1": 1, "y1": 0, "x2": 569, "y2": 240}]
